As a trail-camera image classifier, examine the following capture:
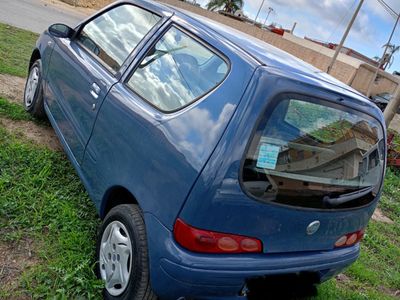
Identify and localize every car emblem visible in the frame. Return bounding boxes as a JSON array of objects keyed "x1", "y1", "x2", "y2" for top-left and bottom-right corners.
[{"x1": 306, "y1": 221, "x2": 320, "y2": 235}]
